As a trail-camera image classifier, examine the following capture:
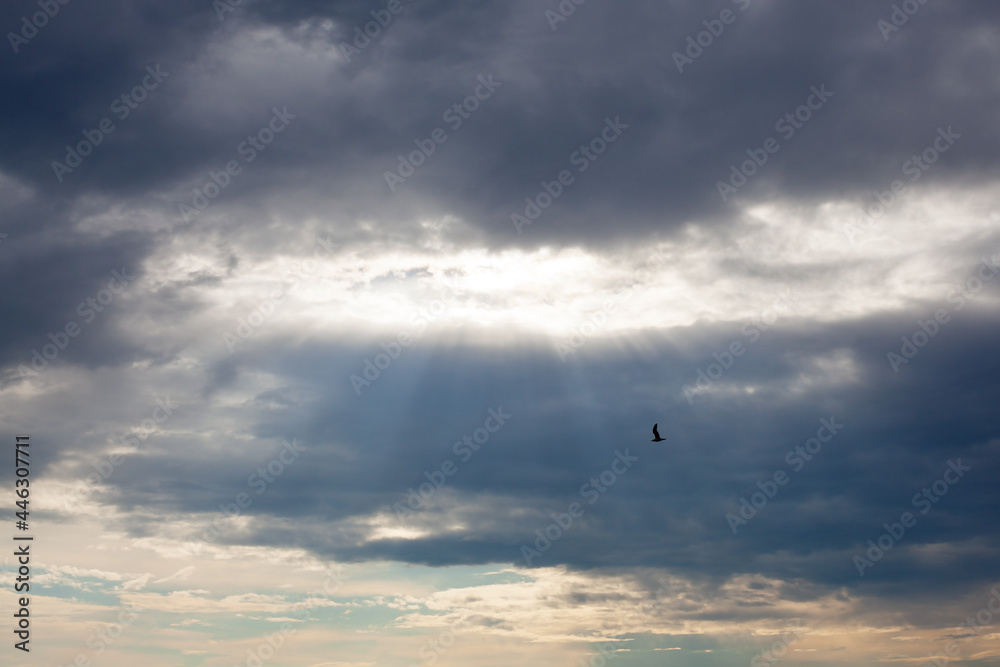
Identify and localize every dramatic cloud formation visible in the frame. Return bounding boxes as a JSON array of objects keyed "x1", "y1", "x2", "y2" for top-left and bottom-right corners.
[{"x1": 1, "y1": 1, "x2": 999, "y2": 665}]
